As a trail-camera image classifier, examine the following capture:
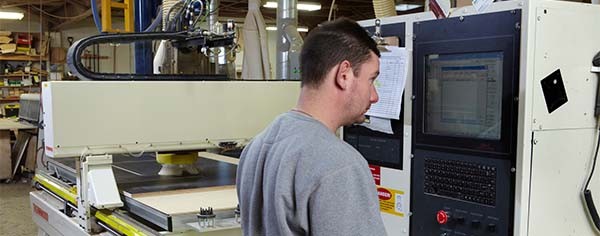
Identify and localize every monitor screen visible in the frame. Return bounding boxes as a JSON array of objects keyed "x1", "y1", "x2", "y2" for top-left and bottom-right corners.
[{"x1": 424, "y1": 52, "x2": 503, "y2": 140}]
